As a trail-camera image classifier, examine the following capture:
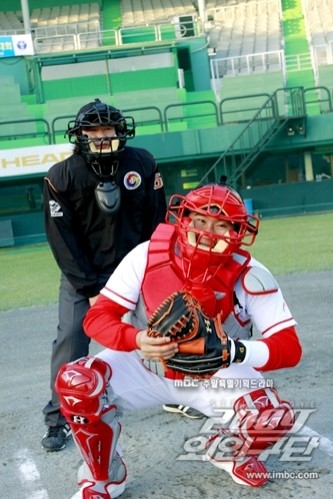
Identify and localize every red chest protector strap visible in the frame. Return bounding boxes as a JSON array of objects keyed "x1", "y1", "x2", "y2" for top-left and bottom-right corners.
[
  {"x1": 142, "y1": 224, "x2": 251, "y2": 319},
  {"x1": 142, "y1": 224, "x2": 183, "y2": 317}
]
